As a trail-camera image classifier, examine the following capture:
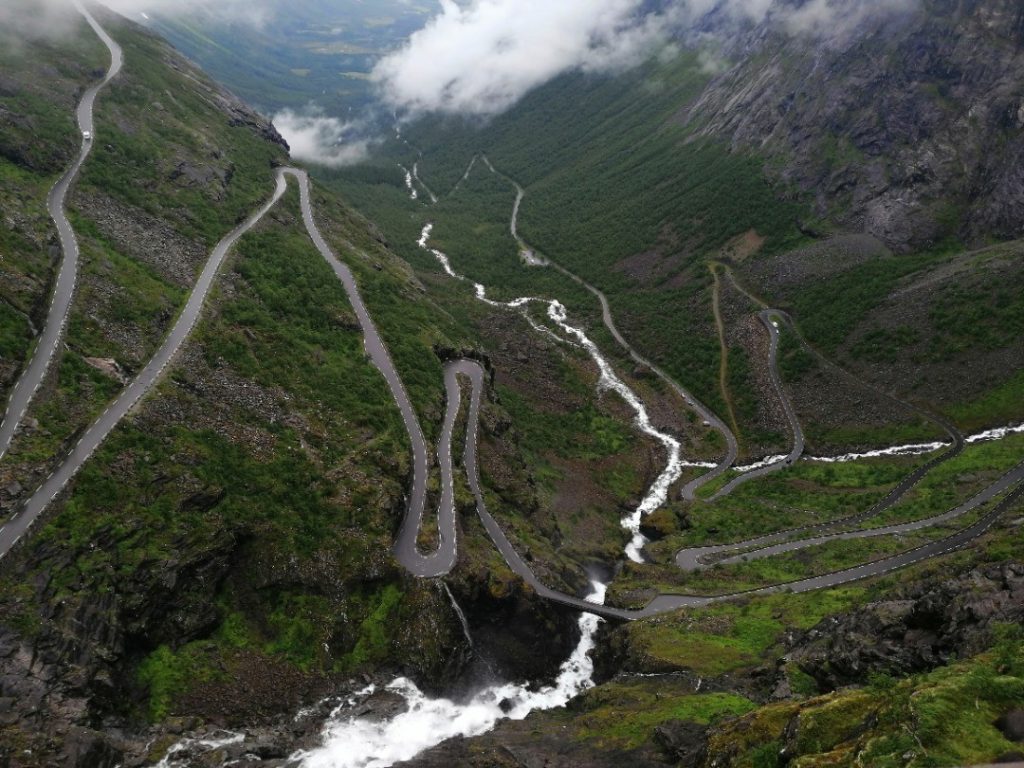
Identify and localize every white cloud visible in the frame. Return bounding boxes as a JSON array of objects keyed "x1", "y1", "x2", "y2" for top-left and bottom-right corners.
[
  {"x1": 273, "y1": 109, "x2": 375, "y2": 168},
  {"x1": 780, "y1": 0, "x2": 918, "y2": 37},
  {"x1": 0, "y1": 0, "x2": 81, "y2": 42},
  {"x1": 373, "y1": 0, "x2": 919, "y2": 117},
  {"x1": 372, "y1": 0, "x2": 681, "y2": 116}
]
